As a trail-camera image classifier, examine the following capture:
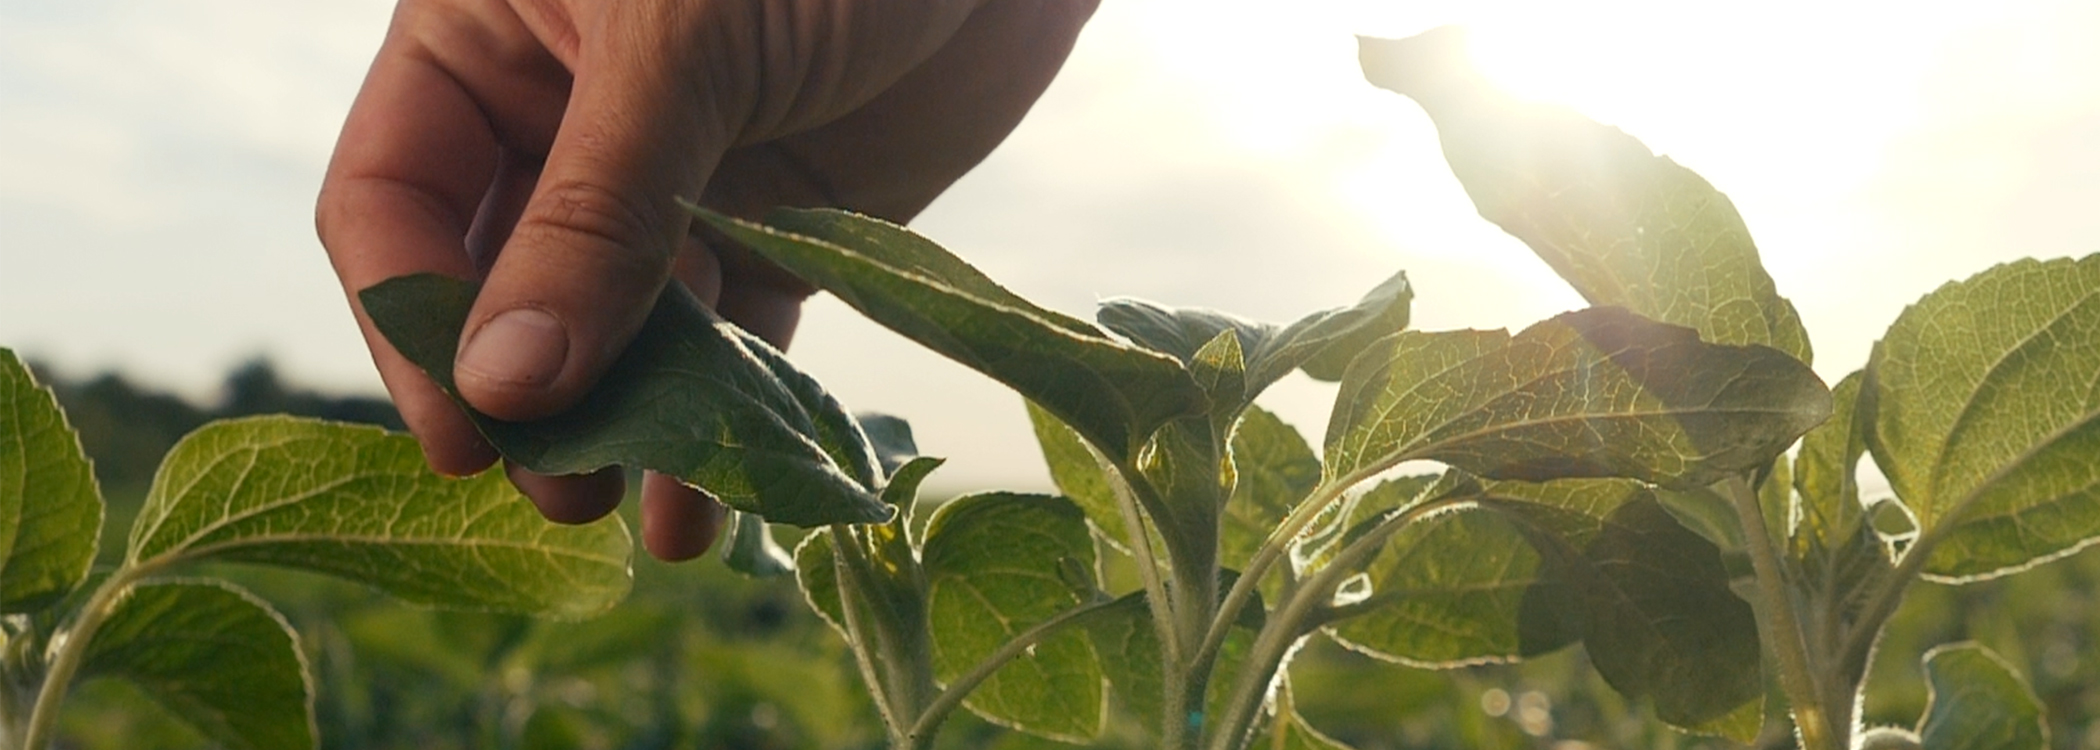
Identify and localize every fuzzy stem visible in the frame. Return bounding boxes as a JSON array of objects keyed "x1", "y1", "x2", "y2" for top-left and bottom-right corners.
[
  {"x1": 20, "y1": 564, "x2": 152, "y2": 750},
  {"x1": 1726, "y1": 475, "x2": 1837, "y2": 750},
  {"x1": 828, "y1": 528, "x2": 907, "y2": 748}
]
